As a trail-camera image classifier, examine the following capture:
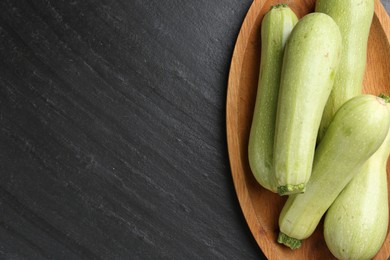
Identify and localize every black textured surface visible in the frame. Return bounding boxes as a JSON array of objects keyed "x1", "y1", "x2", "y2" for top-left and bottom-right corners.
[{"x1": 0, "y1": 0, "x2": 263, "y2": 259}]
